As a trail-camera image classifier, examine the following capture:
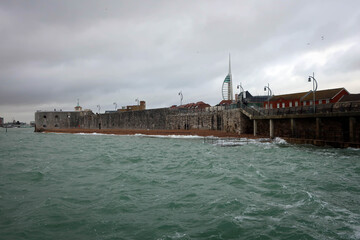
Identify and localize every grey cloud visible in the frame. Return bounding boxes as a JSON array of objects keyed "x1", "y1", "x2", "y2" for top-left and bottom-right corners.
[{"x1": 1, "y1": 0, "x2": 360, "y2": 122}]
